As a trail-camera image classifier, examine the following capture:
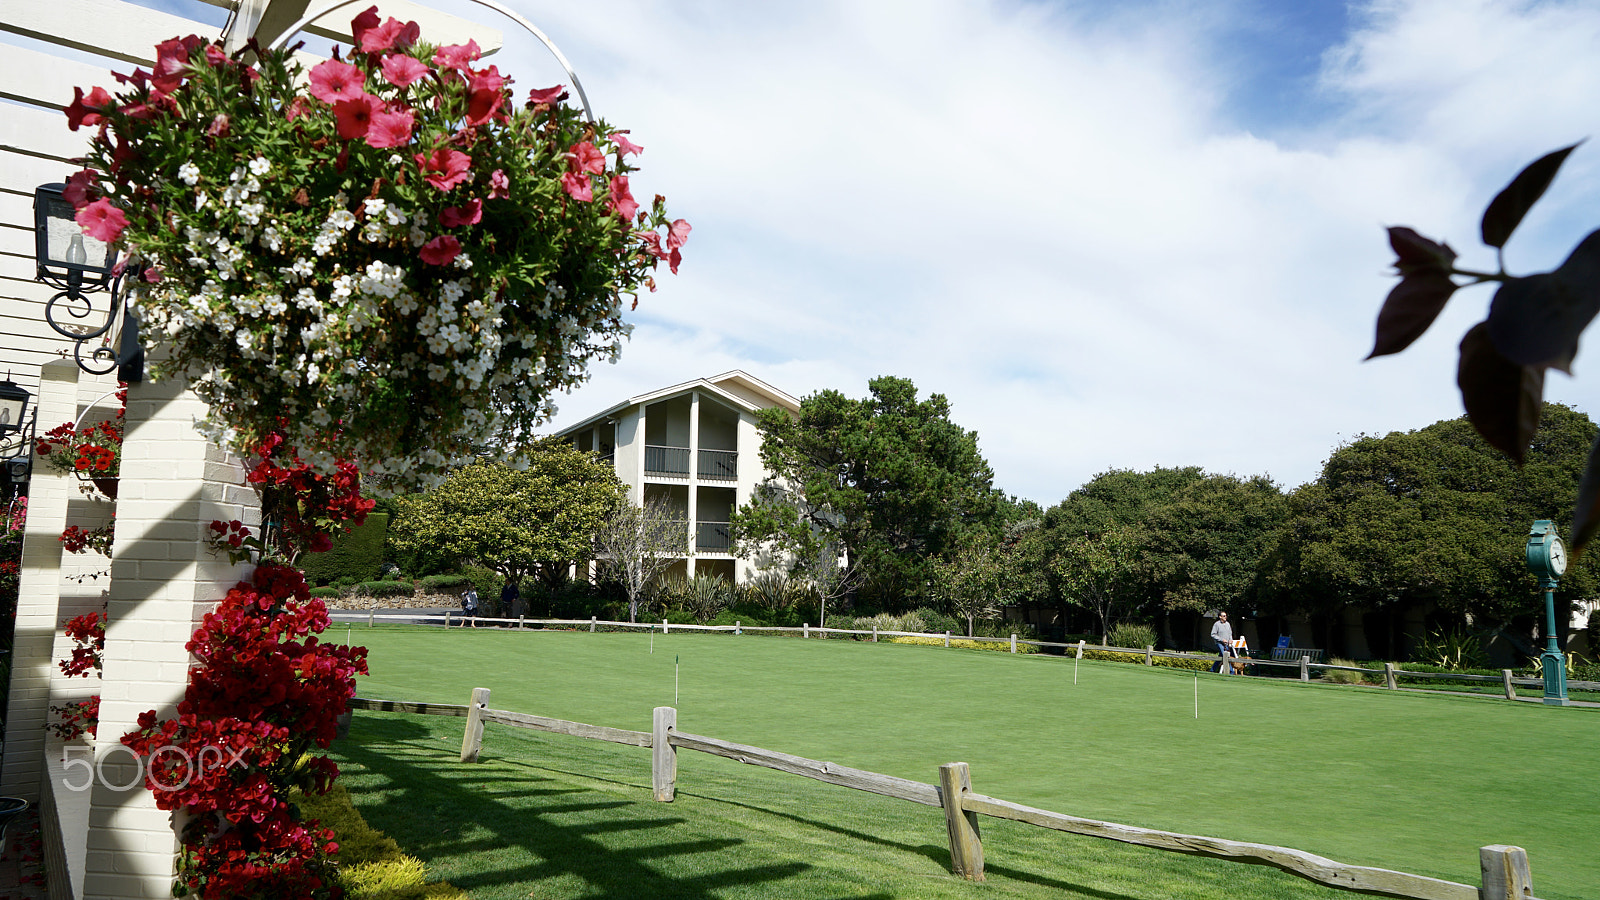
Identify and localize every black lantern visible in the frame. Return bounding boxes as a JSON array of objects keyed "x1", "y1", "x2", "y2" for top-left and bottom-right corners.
[
  {"x1": 0, "y1": 379, "x2": 29, "y2": 437},
  {"x1": 32, "y1": 184, "x2": 141, "y2": 381}
]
